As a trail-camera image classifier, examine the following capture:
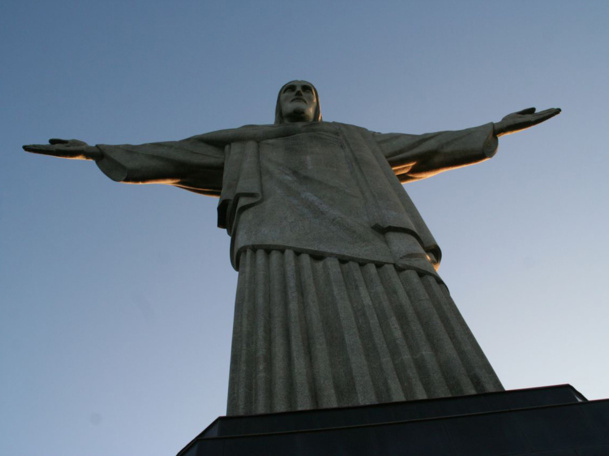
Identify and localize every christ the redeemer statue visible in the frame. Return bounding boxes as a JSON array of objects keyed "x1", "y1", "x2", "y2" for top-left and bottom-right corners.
[{"x1": 24, "y1": 81, "x2": 560, "y2": 416}]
